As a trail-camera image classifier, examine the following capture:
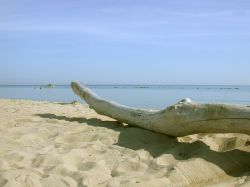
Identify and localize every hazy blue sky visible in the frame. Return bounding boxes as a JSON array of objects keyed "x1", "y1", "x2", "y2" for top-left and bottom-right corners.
[{"x1": 1, "y1": 0, "x2": 250, "y2": 84}]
